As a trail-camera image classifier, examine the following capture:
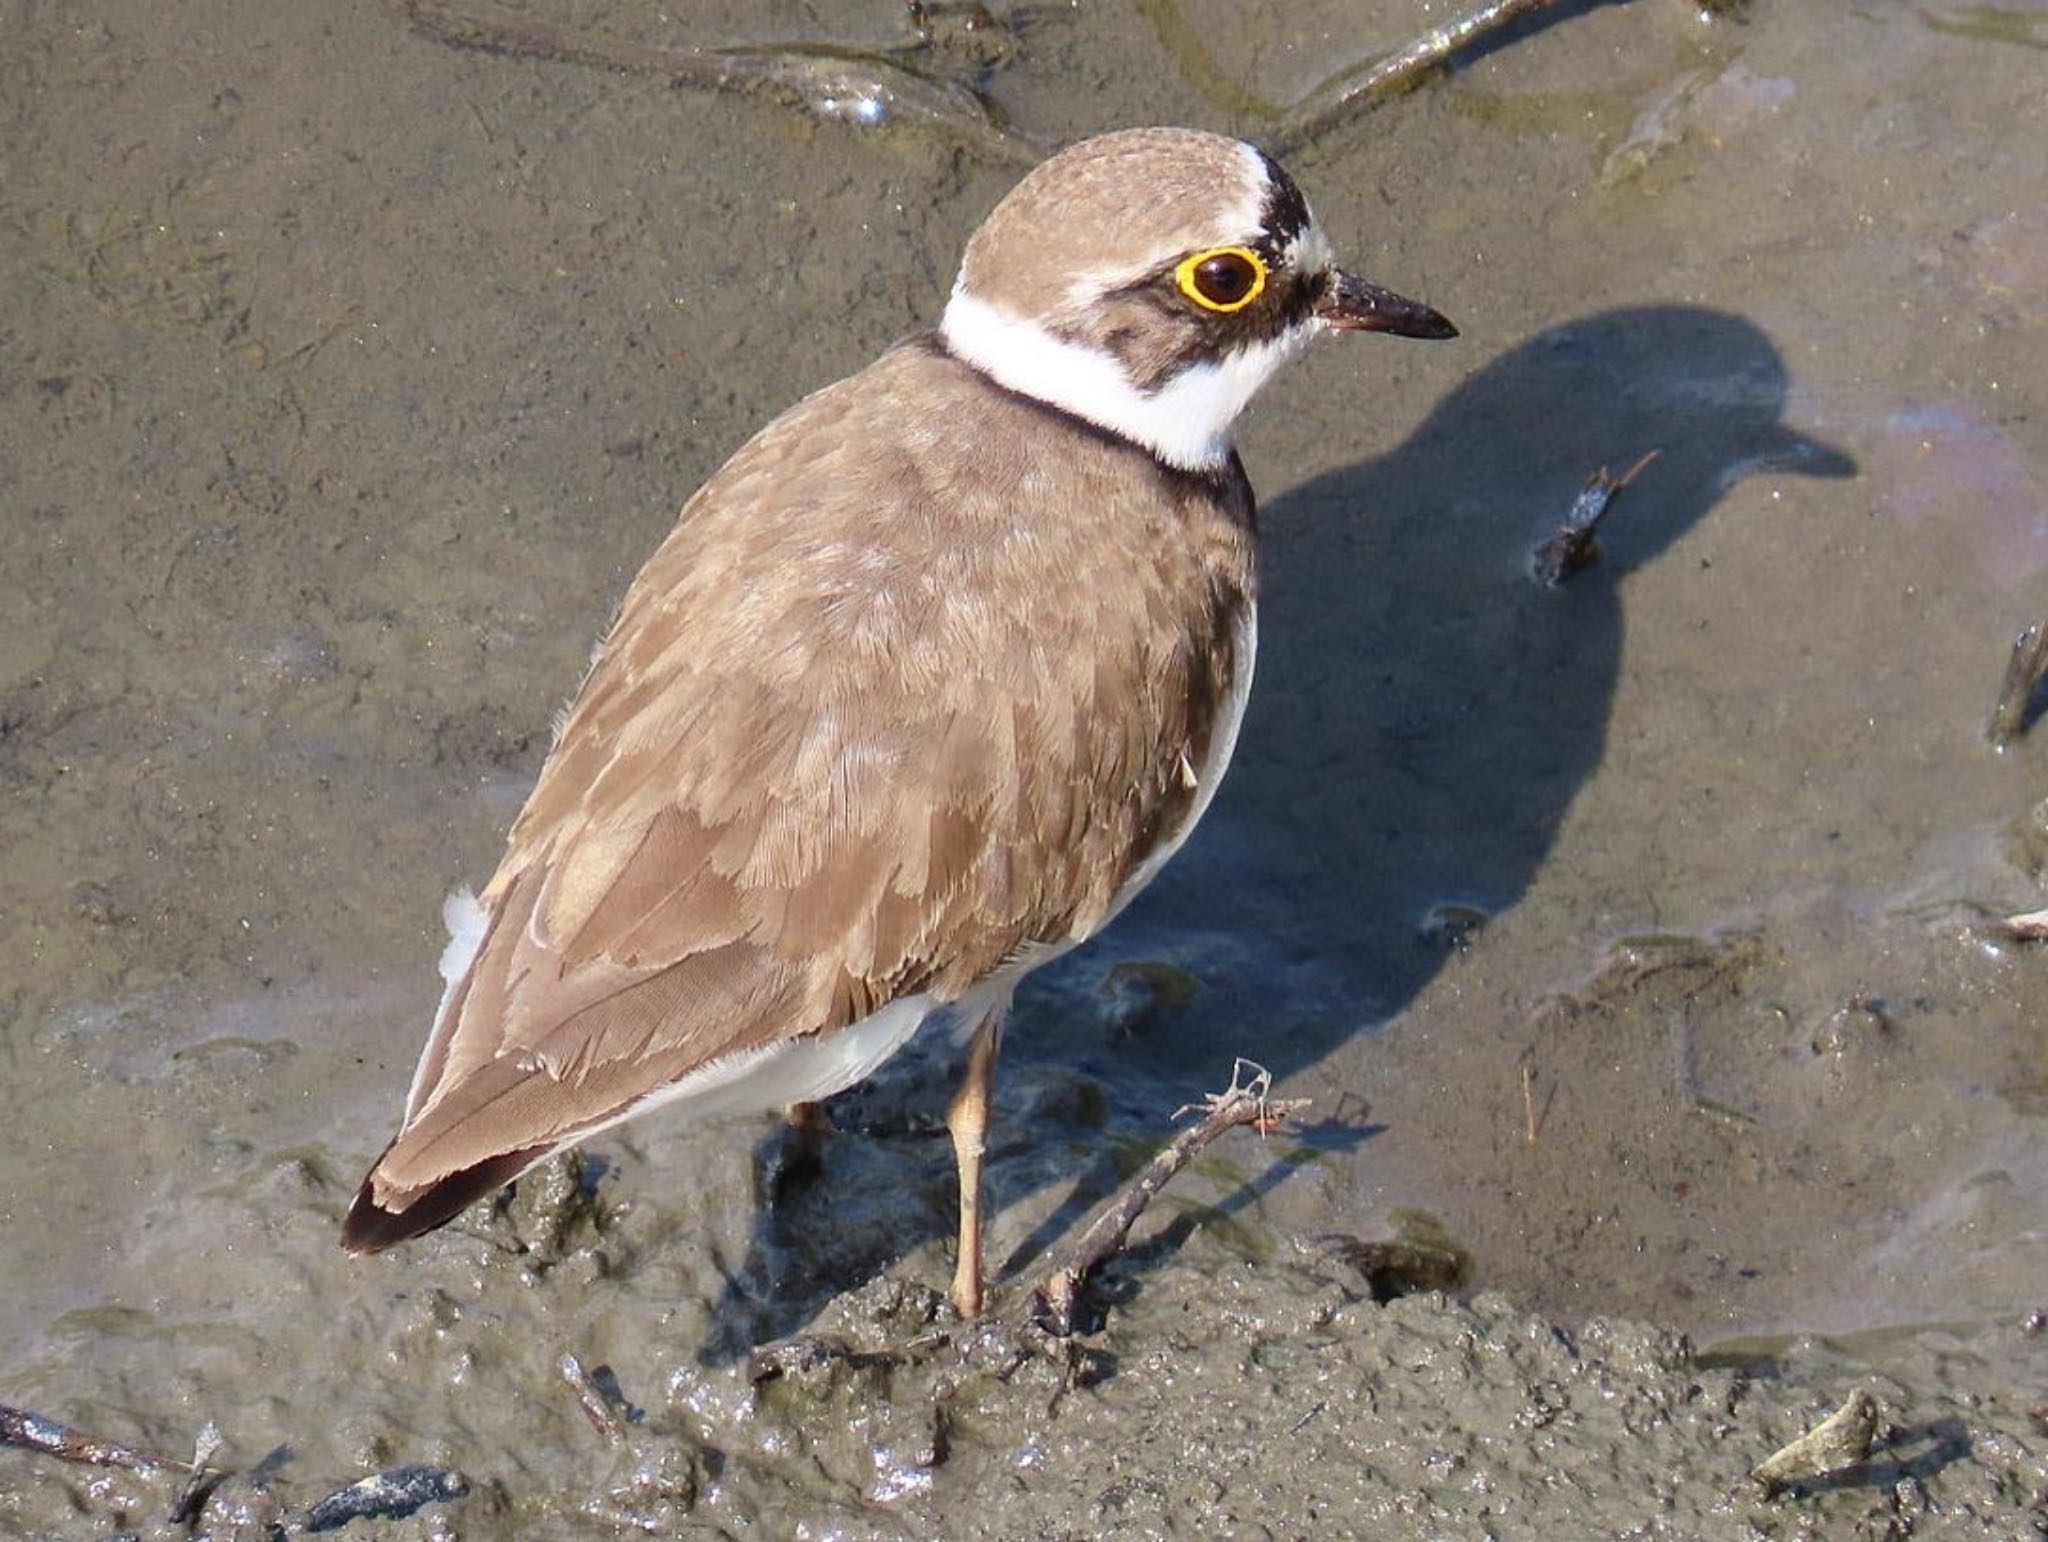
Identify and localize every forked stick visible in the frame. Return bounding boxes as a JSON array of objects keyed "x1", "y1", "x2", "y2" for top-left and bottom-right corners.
[{"x1": 1028, "y1": 1061, "x2": 1309, "y2": 1336}]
